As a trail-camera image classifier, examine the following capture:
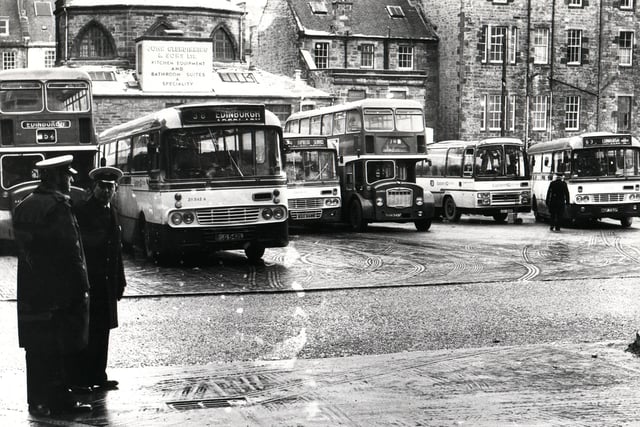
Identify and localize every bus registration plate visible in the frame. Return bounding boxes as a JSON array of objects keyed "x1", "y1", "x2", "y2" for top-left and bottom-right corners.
[
  {"x1": 215, "y1": 232, "x2": 244, "y2": 242},
  {"x1": 601, "y1": 207, "x2": 618, "y2": 213}
]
